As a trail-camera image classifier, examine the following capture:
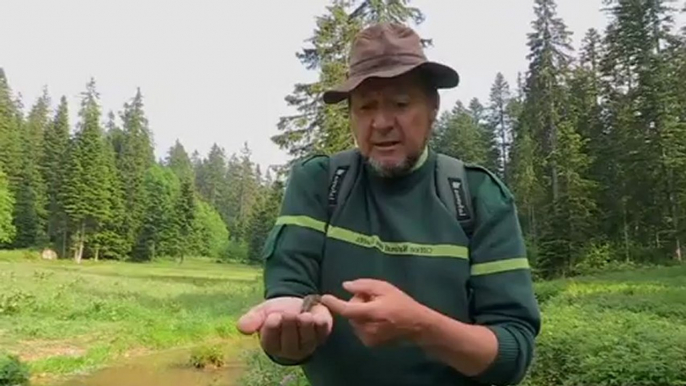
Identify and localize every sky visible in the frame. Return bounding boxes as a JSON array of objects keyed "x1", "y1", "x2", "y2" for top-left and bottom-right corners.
[{"x1": 1, "y1": 0, "x2": 613, "y2": 171}]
